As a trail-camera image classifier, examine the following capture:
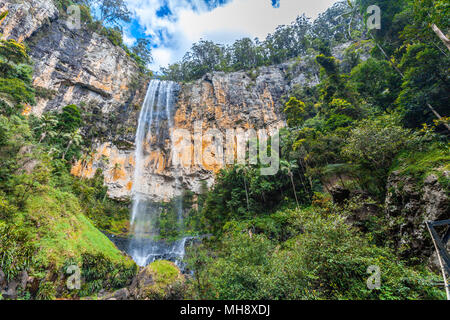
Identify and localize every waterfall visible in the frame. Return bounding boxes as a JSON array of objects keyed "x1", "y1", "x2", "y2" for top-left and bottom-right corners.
[{"x1": 129, "y1": 79, "x2": 188, "y2": 267}]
